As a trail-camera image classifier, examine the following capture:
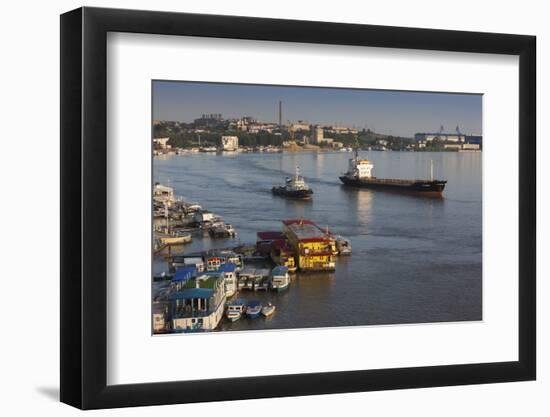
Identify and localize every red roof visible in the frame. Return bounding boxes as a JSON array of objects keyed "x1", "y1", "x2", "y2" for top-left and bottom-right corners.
[
  {"x1": 257, "y1": 231, "x2": 285, "y2": 241},
  {"x1": 282, "y1": 219, "x2": 316, "y2": 226},
  {"x1": 297, "y1": 237, "x2": 332, "y2": 243},
  {"x1": 272, "y1": 239, "x2": 291, "y2": 250}
]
